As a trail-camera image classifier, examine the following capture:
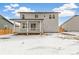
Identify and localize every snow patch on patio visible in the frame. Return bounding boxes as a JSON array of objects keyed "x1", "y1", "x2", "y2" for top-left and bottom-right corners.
[{"x1": 0, "y1": 33, "x2": 79, "y2": 54}]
